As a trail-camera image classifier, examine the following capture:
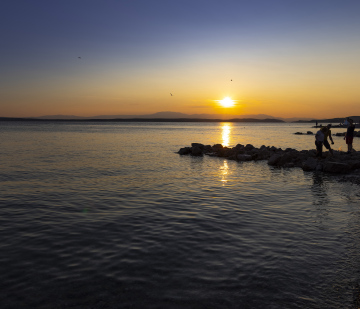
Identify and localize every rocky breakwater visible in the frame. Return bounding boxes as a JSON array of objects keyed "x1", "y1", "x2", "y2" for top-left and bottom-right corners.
[{"x1": 178, "y1": 143, "x2": 360, "y2": 174}]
